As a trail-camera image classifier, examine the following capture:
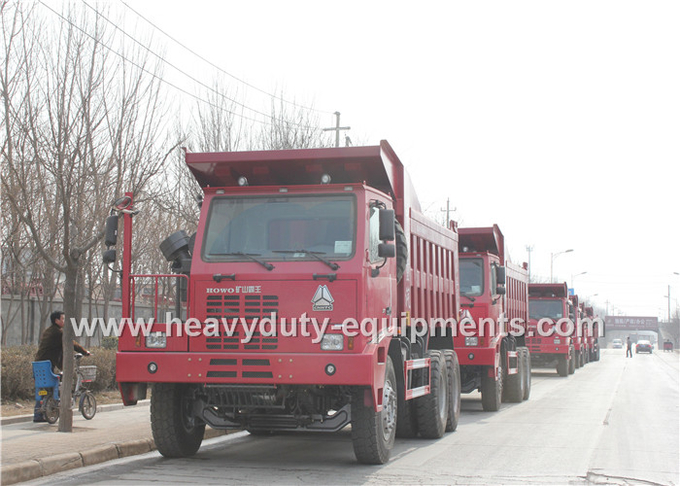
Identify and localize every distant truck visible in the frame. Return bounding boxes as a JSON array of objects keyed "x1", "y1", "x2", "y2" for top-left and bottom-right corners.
[
  {"x1": 456, "y1": 225, "x2": 531, "y2": 411},
  {"x1": 583, "y1": 306, "x2": 601, "y2": 361},
  {"x1": 110, "y1": 141, "x2": 462, "y2": 464},
  {"x1": 527, "y1": 283, "x2": 575, "y2": 376},
  {"x1": 570, "y1": 295, "x2": 585, "y2": 369}
]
